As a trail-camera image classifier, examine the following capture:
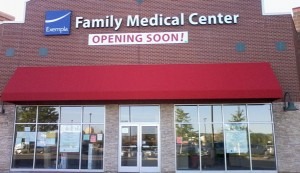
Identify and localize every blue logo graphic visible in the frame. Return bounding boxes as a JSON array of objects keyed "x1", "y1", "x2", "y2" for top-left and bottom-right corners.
[{"x1": 44, "y1": 10, "x2": 72, "y2": 36}]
